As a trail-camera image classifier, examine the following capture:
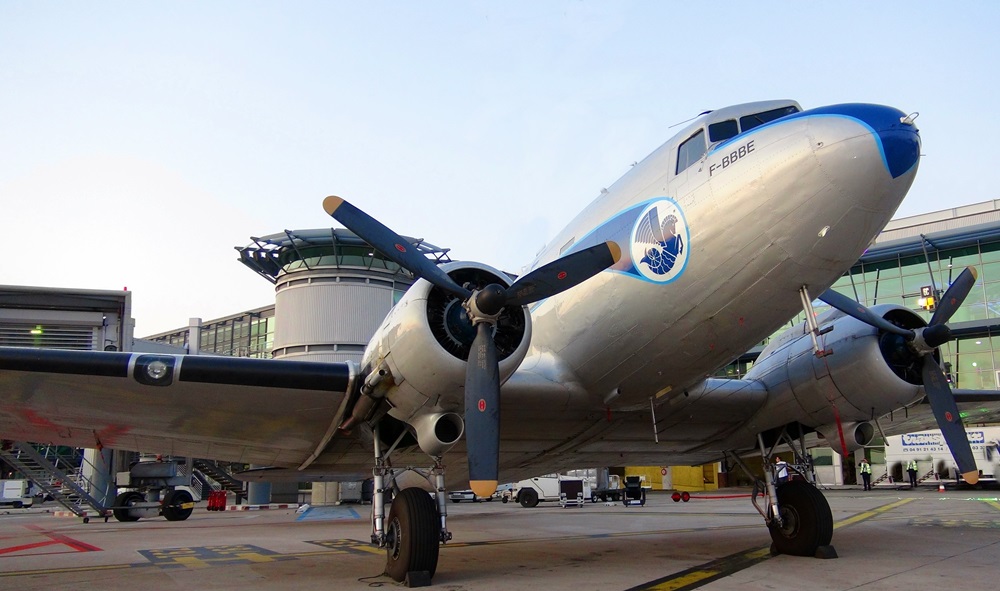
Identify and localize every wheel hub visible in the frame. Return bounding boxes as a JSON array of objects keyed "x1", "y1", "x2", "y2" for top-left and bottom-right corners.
[
  {"x1": 775, "y1": 506, "x2": 800, "y2": 538},
  {"x1": 387, "y1": 517, "x2": 402, "y2": 560}
]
